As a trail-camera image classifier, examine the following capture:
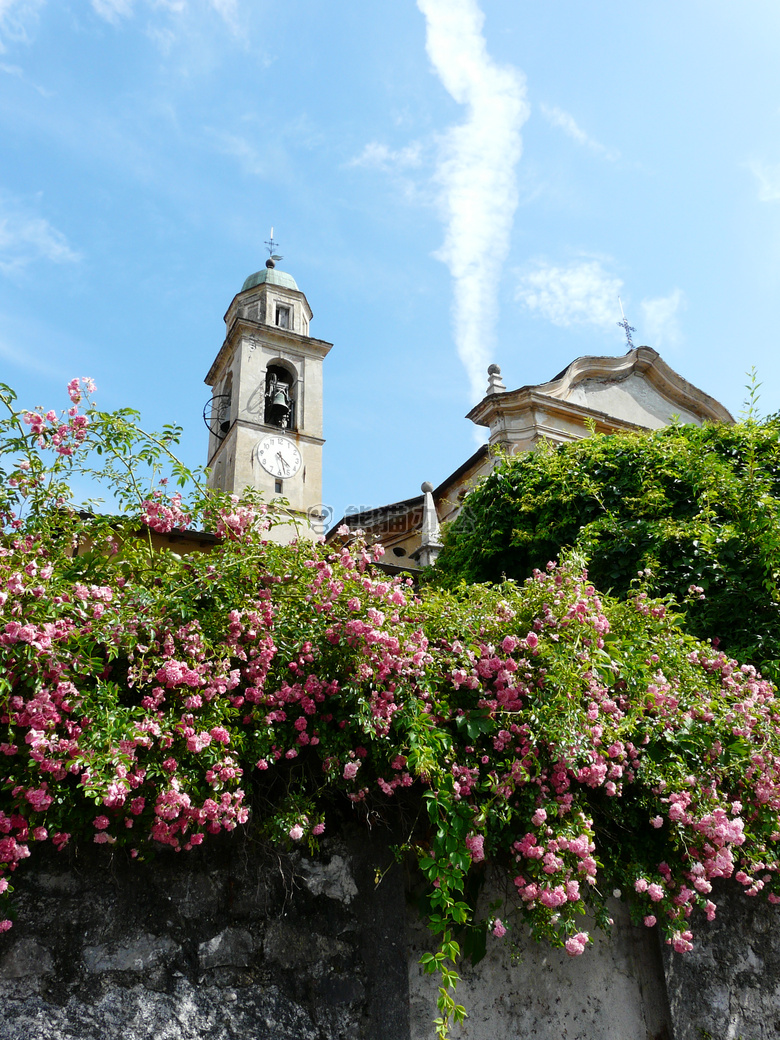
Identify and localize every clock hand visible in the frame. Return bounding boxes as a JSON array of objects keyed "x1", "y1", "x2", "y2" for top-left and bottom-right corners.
[{"x1": 276, "y1": 451, "x2": 291, "y2": 475}]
